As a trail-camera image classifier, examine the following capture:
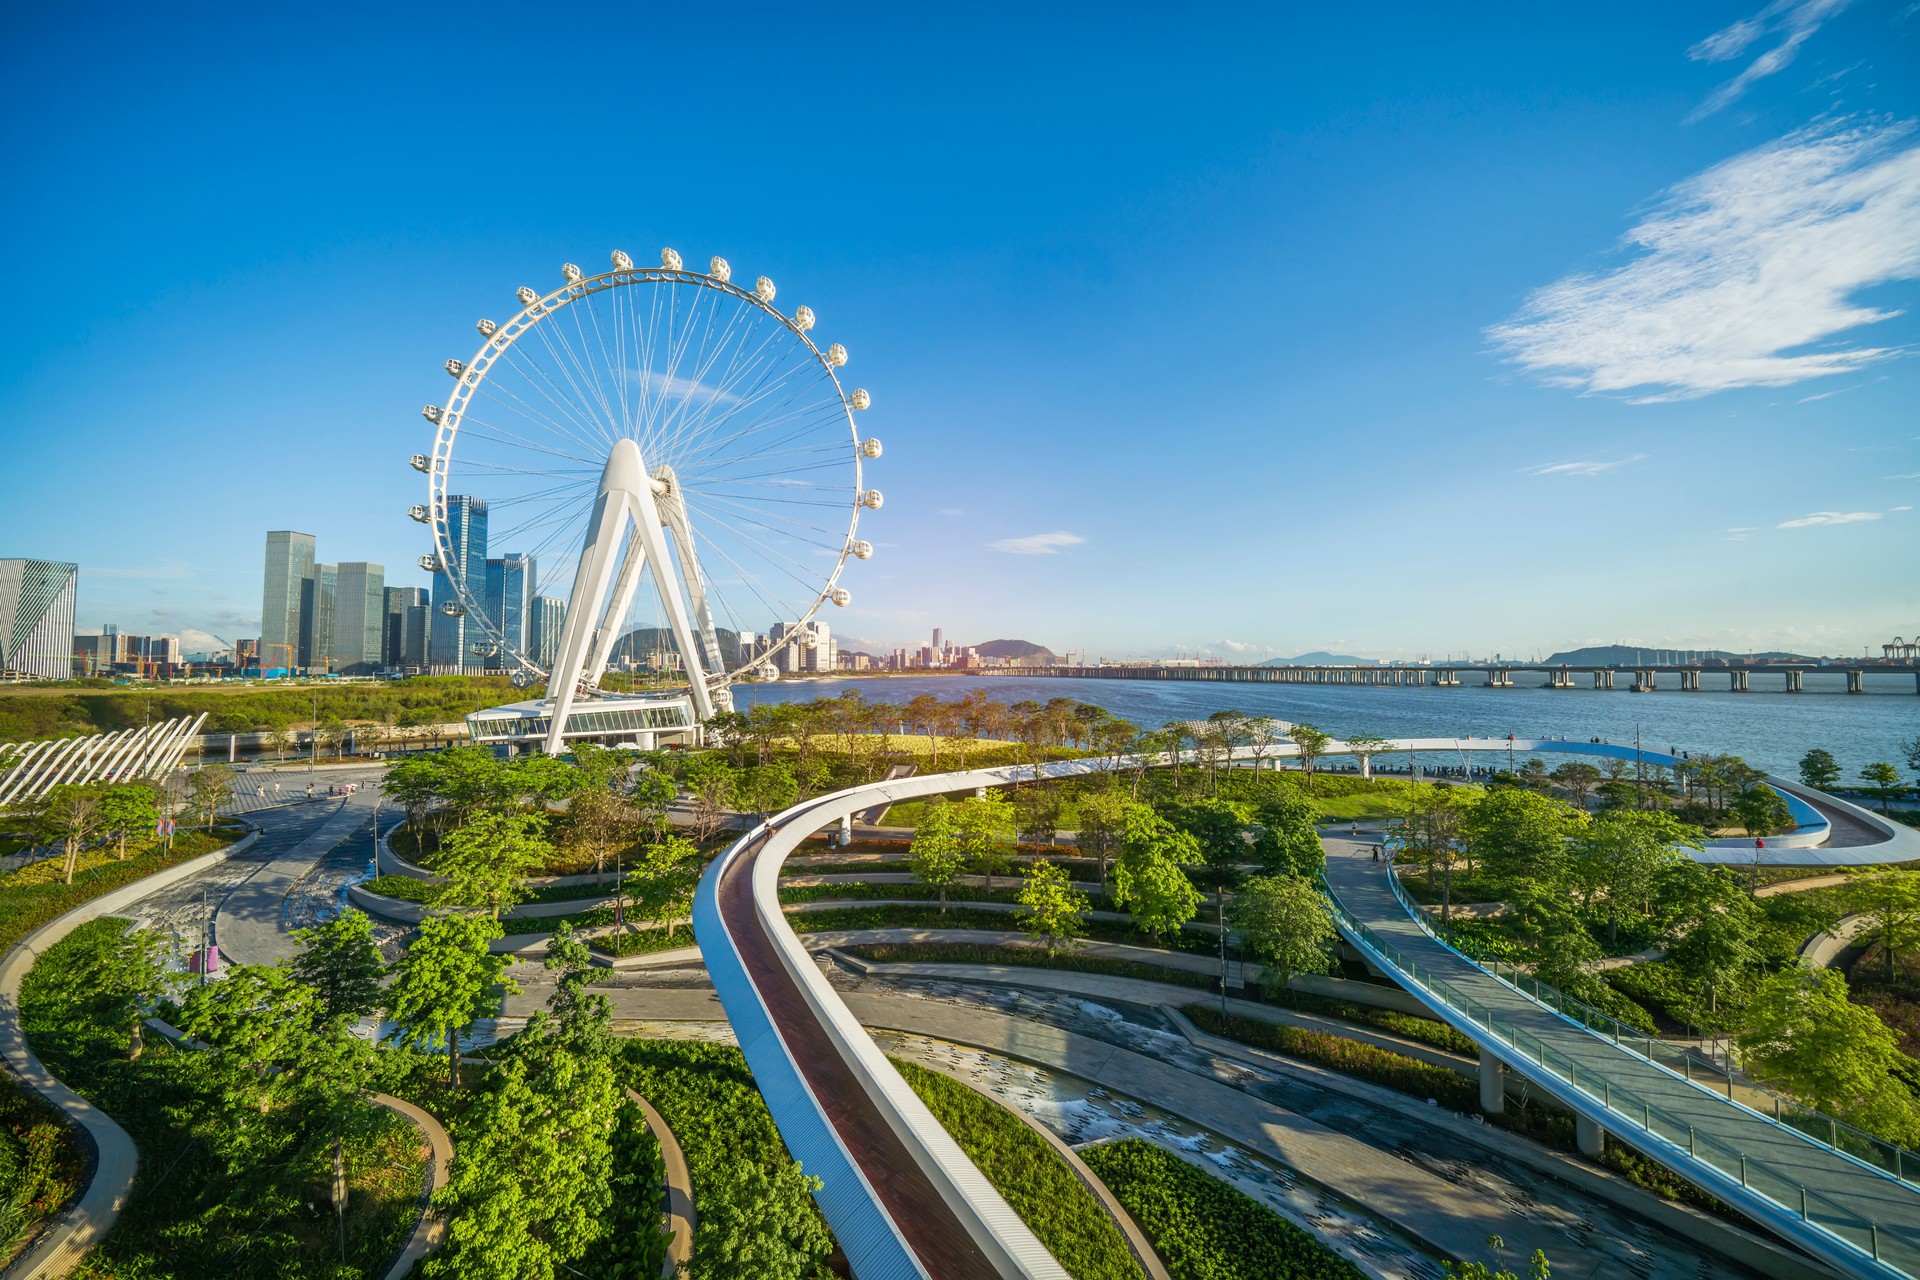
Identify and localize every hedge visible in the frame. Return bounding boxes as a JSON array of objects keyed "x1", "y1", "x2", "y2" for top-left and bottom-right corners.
[
  {"x1": 893, "y1": 1059, "x2": 1142, "y2": 1279},
  {"x1": 1080, "y1": 1139, "x2": 1364, "y2": 1280}
]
